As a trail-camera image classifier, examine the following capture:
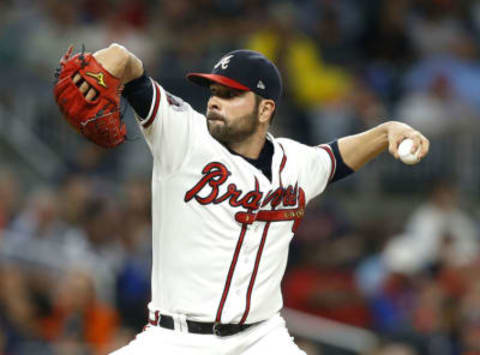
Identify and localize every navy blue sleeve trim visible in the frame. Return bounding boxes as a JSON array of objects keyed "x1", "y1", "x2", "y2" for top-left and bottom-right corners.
[
  {"x1": 329, "y1": 140, "x2": 354, "y2": 183},
  {"x1": 122, "y1": 72, "x2": 153, "y2": 119}
]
